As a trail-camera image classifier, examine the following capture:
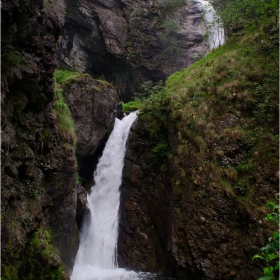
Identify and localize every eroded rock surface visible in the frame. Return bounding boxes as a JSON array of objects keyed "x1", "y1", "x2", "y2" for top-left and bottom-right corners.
[
  {"x1": 57, "y1": 0, "x2": 207, "y2": 100},
  {"x1": 1, "y1": 0, "x2": 78, "y2": 278},
  {"x1": 63, "y1": 76, "x2": 120, "y2": 158}
]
